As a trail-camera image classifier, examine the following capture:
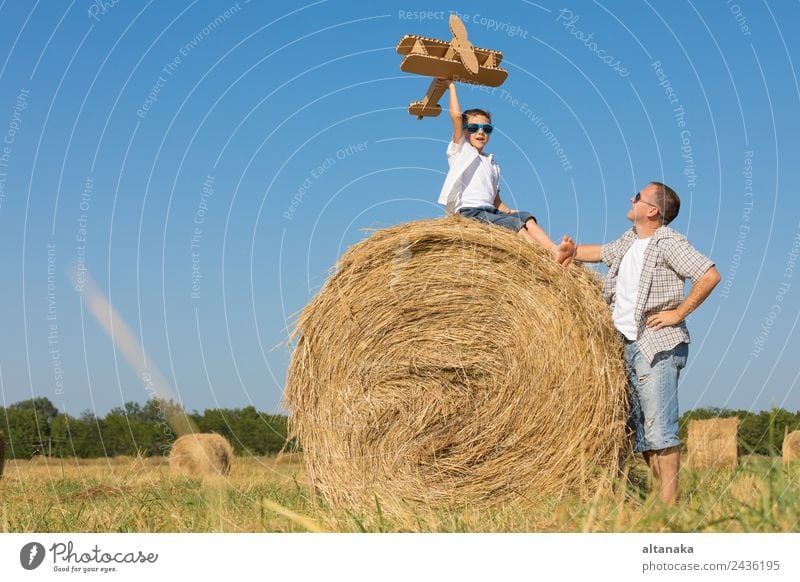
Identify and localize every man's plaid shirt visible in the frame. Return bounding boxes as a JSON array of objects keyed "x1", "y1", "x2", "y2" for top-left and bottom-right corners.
[{"x1": 600, "y1": 225, "x2": 714, "y2": 364}]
